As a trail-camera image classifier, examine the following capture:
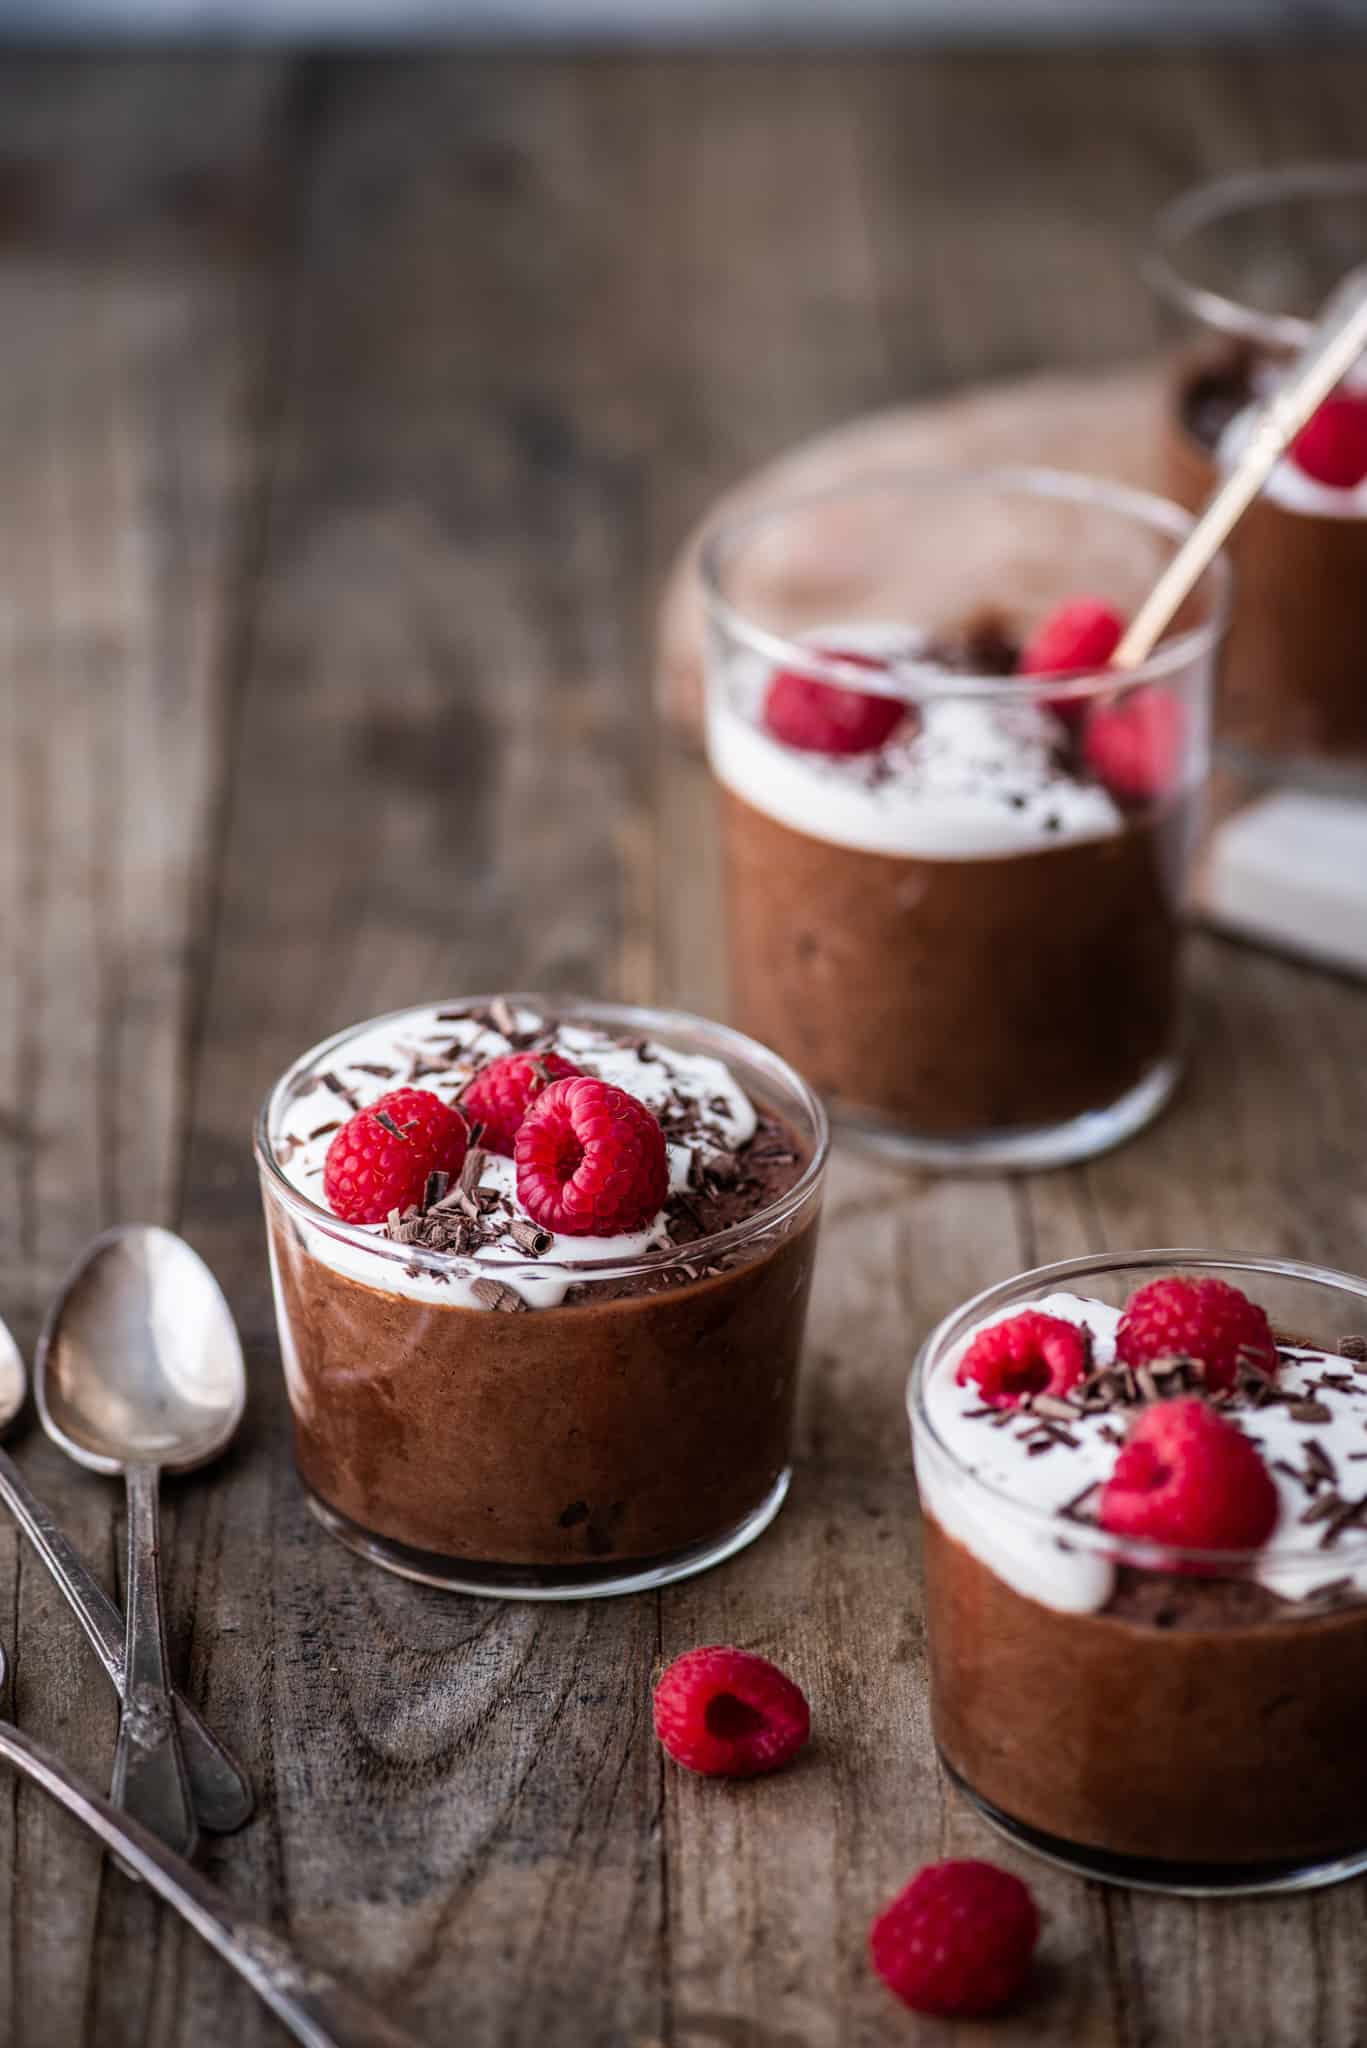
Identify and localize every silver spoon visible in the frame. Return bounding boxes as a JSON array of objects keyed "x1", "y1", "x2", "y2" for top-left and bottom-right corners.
[
  {"x1": 0, "y1": 1640, "x2": 420, "y2": 2048},
  {"x1": 1114, "y1": 263, "x2": 1367, "y2": 668},
  {"x1": 0, "y1": 1312, "x2": 251, "y2": 1837},
  {"x1": 36, "y1": 1226, "x2": 248, "y2": 1861}
]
